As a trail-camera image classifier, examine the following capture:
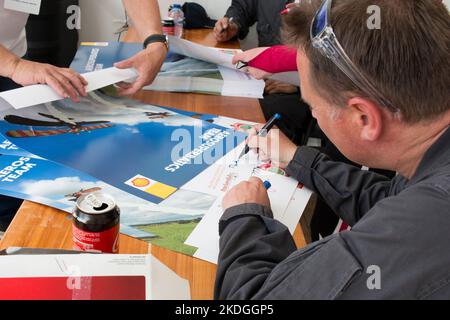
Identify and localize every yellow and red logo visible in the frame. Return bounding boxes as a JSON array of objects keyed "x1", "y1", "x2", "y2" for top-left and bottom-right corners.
[
  {"x1": 125, "y1": 175, "x2": 177, "y2": 200},
  {"x1": 131, "y1": 177, "x2": 151, "y2": 188}
]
